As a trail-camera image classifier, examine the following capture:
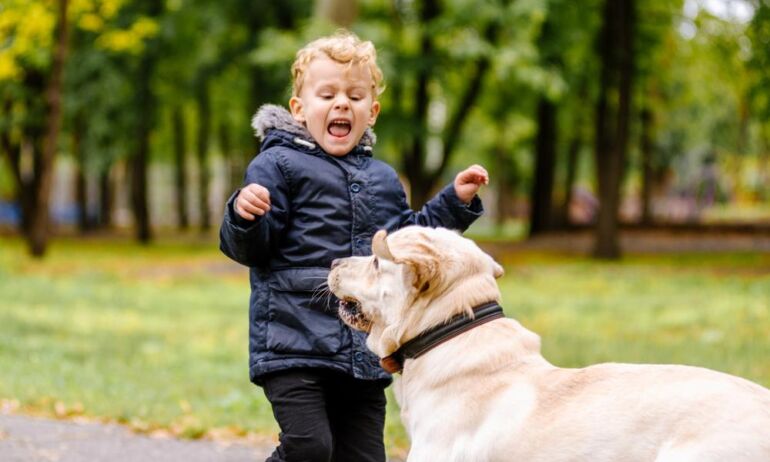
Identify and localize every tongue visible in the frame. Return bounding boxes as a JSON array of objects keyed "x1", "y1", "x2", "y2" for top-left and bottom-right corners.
[{"x1": 329, "y1": 123, "x2": 351, "y2": 137}]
